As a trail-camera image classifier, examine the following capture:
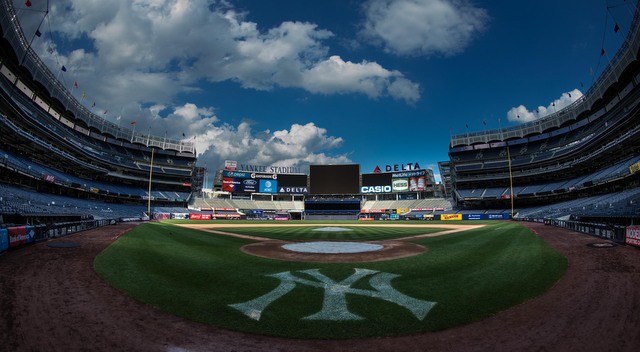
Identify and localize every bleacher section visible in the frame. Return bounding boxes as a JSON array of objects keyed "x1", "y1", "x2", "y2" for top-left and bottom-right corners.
[{"x1": 447, "y1": 11, "x2": 640, "y2": 224}]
